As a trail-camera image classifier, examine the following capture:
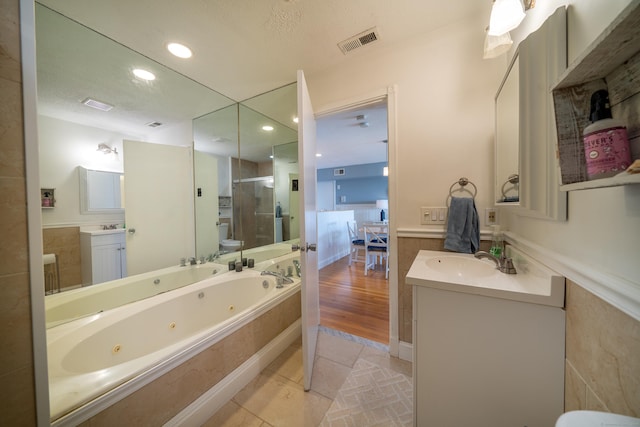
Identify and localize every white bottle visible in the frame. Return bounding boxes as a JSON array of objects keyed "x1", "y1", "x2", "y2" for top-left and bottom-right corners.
[{"x1": 490, "y1": 225, "x2": 503, "y2": 258}]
